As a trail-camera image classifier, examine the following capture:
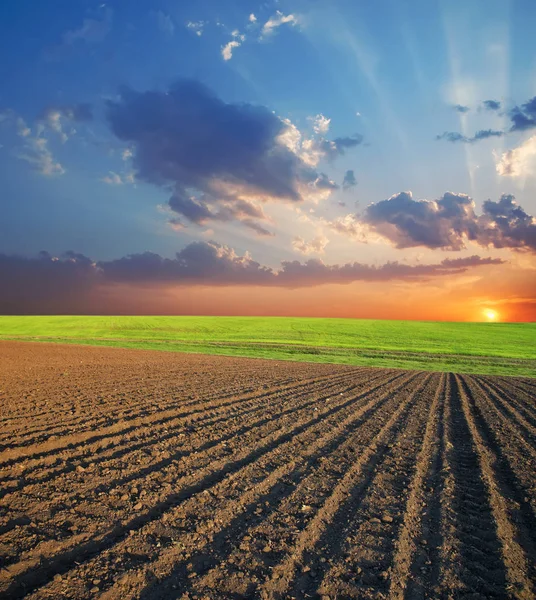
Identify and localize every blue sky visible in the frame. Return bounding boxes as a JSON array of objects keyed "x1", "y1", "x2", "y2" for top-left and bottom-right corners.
[{"x1": 0, "y1": 0, "x2": 535, "y2": 319}]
